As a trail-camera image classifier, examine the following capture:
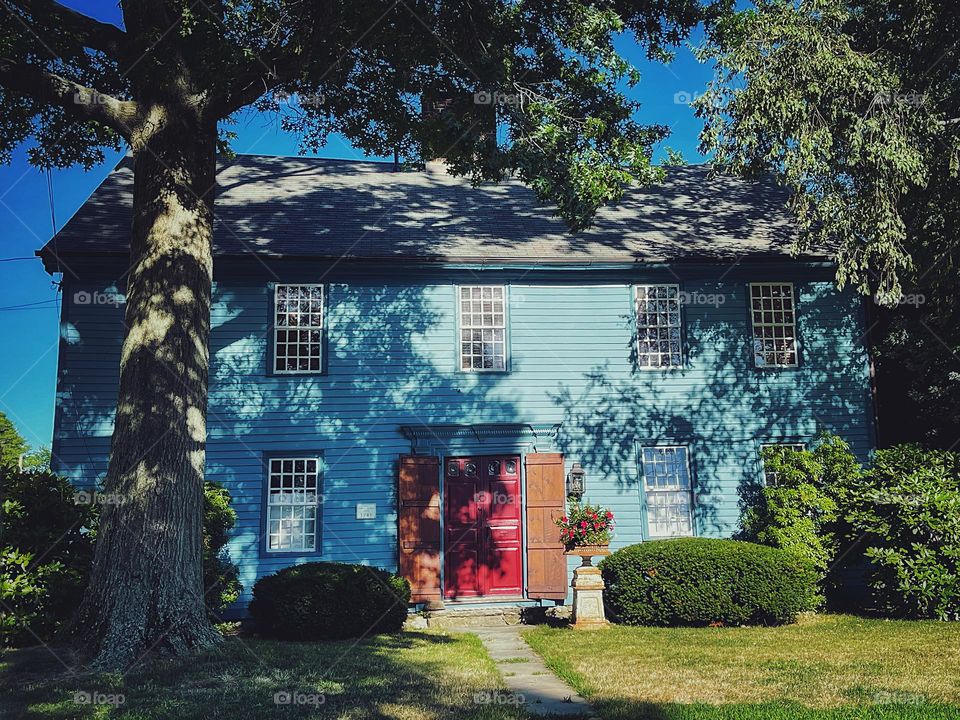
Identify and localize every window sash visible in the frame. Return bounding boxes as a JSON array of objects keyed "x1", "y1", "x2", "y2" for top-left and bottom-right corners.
[
  {"x1": 750, "y1": 283, "x2": 797, "y2": 367},
  {"x1": 641, "y1": 446, "x2": 694, "y2": 538},
  {"x1": 760, "y1": 443, "x2": 805, "y2": 487},
  {"x1": 274, "y1": 284, "x2": 324, "y2": 374},
  {"x1": 458, "y1": 285, "x2": 507, "y2": 371},
  {"x1": 266, "y1": 456, "x2": 320, "y2": 552},
  {"x1": 635, "y1": 284, "x2": 682, "y2": 368}
]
